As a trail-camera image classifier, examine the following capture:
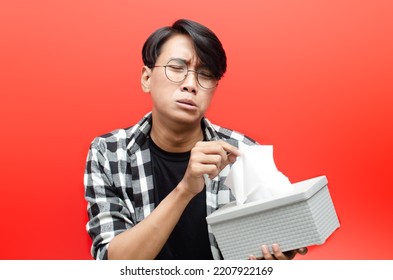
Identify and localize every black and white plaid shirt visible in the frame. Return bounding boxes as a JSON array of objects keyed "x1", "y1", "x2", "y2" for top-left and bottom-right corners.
[{"x1": 84, "y1": 112, "x2": 257, "y2": 259}]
